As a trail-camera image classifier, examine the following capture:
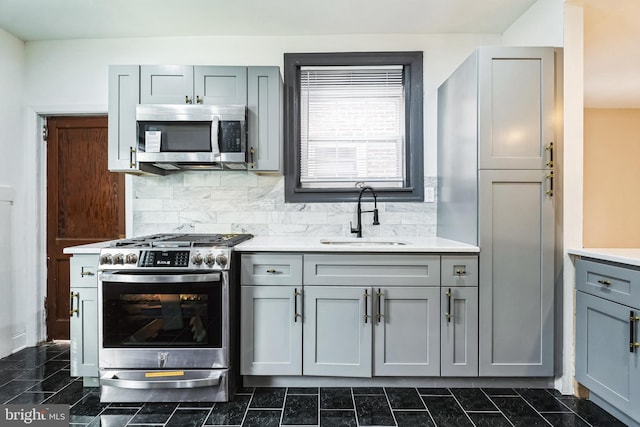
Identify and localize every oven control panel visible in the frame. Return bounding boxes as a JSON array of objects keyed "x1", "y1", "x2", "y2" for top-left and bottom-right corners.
[{"x1": 98, "y1": 248, "x2": 232, "y2": 270}]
